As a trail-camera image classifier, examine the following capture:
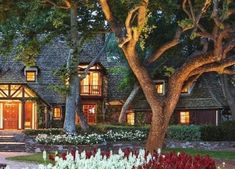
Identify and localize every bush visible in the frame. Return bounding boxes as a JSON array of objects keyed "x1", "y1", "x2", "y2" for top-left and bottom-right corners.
[
  {"x1": 201, "y1": 121, "x2": 235, "y2": 141},
  {"x1": 220, "y1": 121, "x2": 235, "y2": 141},
  {"x1": 200, "y1": 125, "x2": 224, "y2": 141},
  {"x1": 76, "y1": 124, "x2": 149, "y2": 134},
  {"x1": 167, "y1": 125, "x2": 201, "y2": 141},
  {"x1": 23, "y1": 128, "x2": 64, "y2": 136}
]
